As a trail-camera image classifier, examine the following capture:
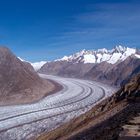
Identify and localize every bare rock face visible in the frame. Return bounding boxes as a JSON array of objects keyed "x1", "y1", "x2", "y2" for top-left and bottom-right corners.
[
  {"x1": 0, "y1": 47, "x2": 53, "y2": 105},
  {"x1": 84, "y1": 62, "x2": 113, "y2": 82},
  {"x1": 115, "y1": 72, "x2": 140, "y2": 102}
]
